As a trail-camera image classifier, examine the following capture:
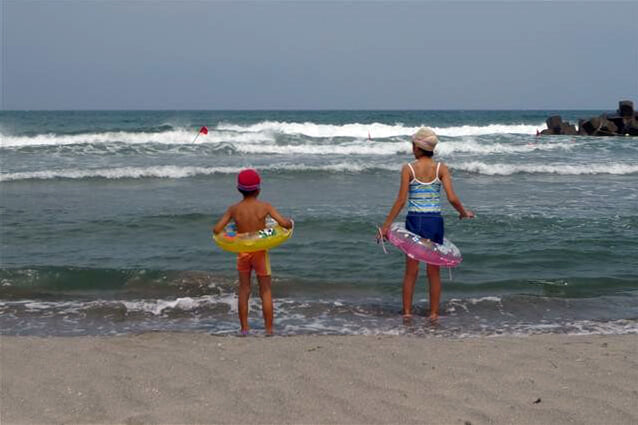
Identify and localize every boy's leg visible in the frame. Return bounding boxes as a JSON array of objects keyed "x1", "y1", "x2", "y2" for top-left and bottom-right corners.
[
  {"x1": 402, "y1": 256, "x2": 419, "y2": 316},
  {"x1": 254, "y1": 251, "x2": 274, "y2": 335},
  {"x1": 256, "y1": 275, "x2": 274, "y2": 335},
  {"x1": 426, "y1": 264, "x2": 441, "y2": 319},
  {"x1": 238, "y1": 271, "x2": 252, "y2": 332}
]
